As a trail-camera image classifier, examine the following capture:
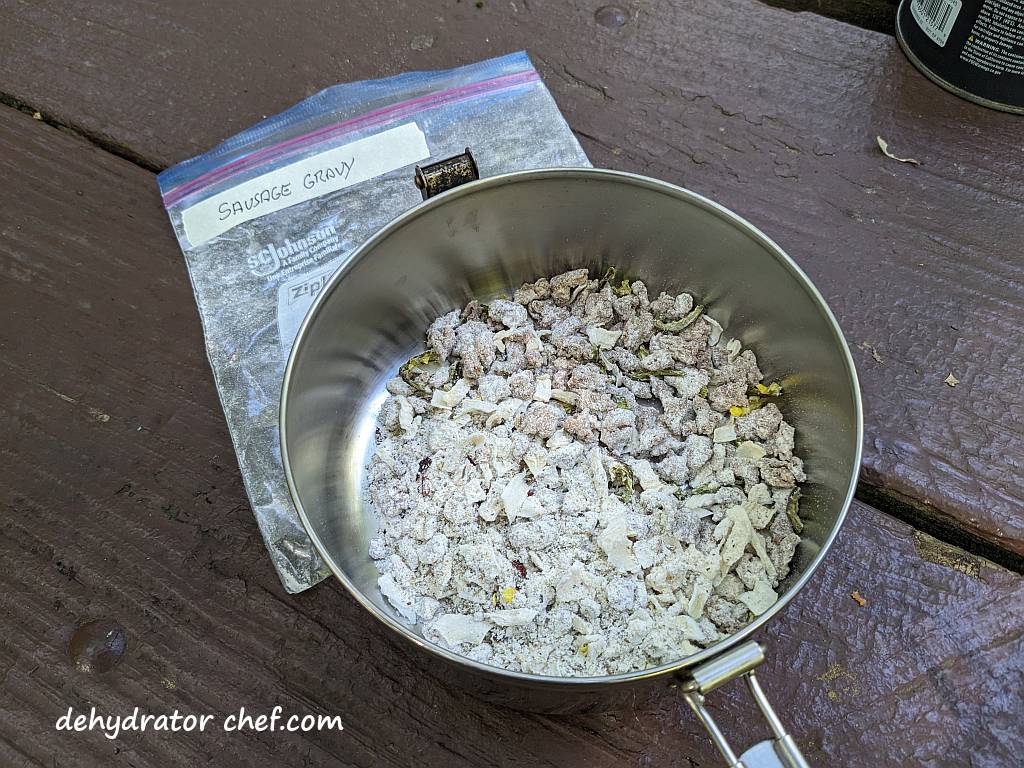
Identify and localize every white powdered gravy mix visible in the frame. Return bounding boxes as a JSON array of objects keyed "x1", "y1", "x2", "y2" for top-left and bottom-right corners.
[{"x1": 366, "y1": 268, "x2": 806, "y2": 675}]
